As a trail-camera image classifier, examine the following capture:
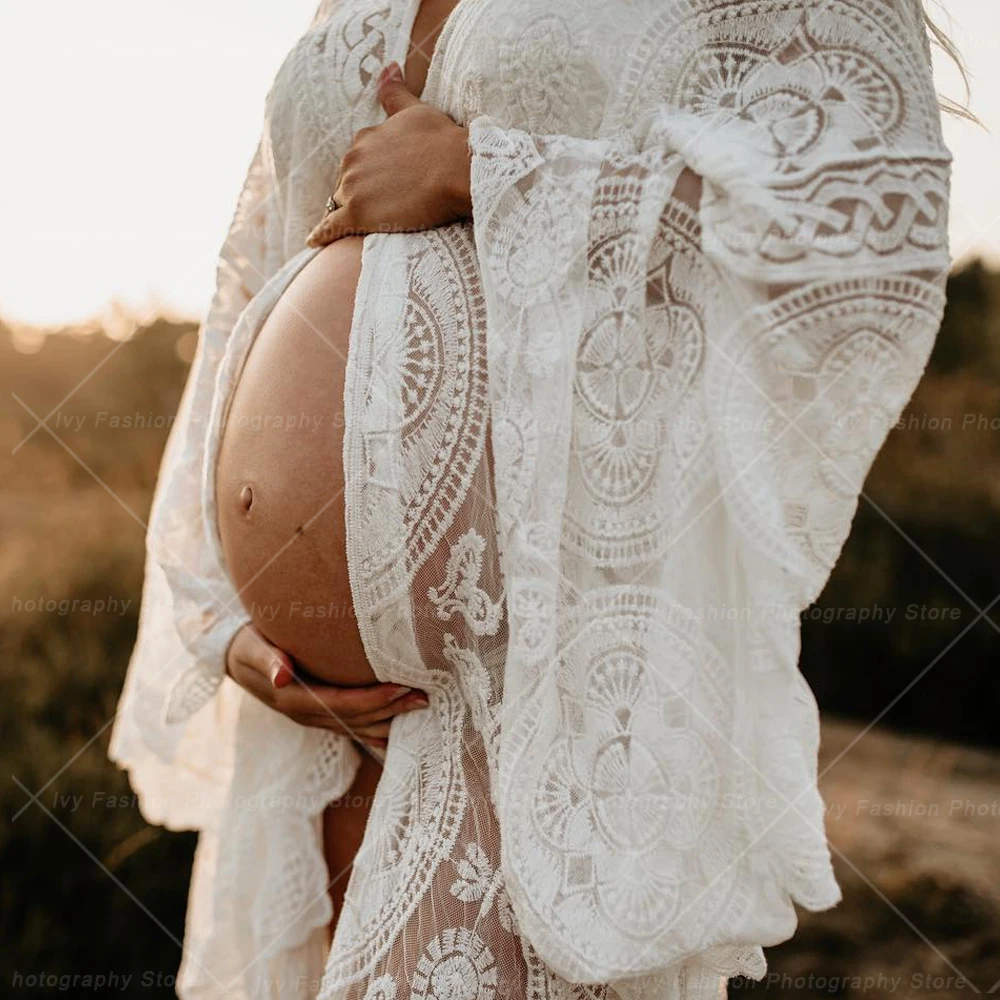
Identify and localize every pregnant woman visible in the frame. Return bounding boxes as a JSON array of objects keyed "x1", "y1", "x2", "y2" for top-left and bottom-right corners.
[{"x1": 110, "y1": 1, "x2": 955, "y2": 998}]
